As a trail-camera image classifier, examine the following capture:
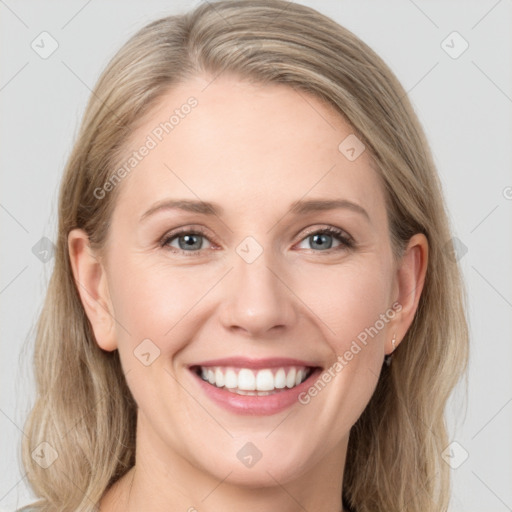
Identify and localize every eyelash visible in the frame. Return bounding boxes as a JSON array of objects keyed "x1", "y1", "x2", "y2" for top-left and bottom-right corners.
[{"x1": 159, "y1": 225, "x2": 355, "y2": 257}]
